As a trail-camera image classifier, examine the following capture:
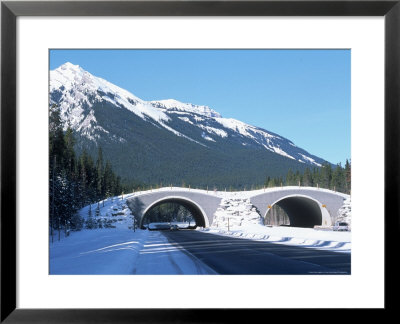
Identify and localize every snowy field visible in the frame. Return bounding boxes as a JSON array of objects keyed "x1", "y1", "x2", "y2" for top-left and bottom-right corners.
[
  {"x1": 50, "y1": 228, "x2": 216, "y2": 275},
  {"x1": 203, "y1": 224, "x2": 351, "y2": 253},
  {"x1": 49, "y1": 189, "x2": 351, "y2": 275}
]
